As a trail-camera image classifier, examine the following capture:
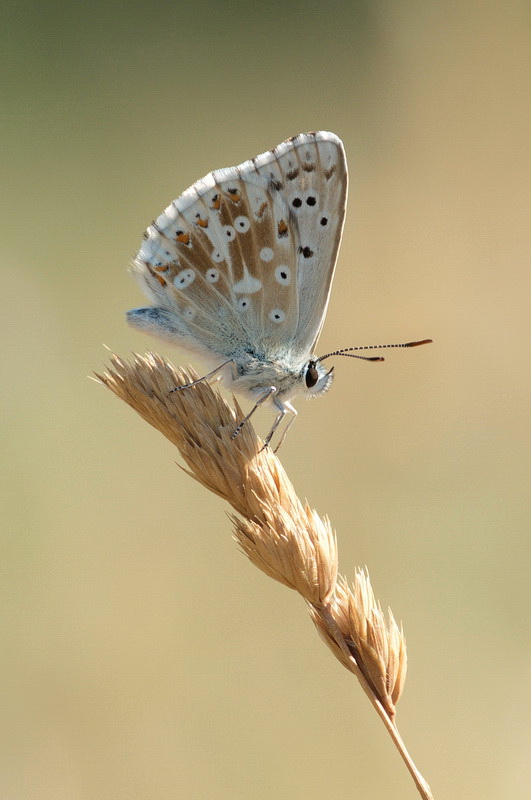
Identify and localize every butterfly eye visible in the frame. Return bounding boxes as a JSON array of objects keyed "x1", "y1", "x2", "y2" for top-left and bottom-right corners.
[{"x1": 305, "y1": 363, "x2": 319, "y2": 389}]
